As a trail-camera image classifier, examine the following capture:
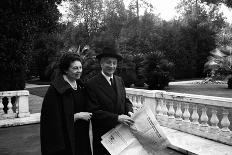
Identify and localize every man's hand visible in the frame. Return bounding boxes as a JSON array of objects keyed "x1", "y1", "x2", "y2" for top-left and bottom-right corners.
[
  {"x1": 74, "y1": 112, "x2": 92, "y2": 121},
  {"x1": 118, "y1": 114, "x2": 134, "y2": 126},
  {"x1": 128, "y1": 112, "x2": 133, "y2": 117}
]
